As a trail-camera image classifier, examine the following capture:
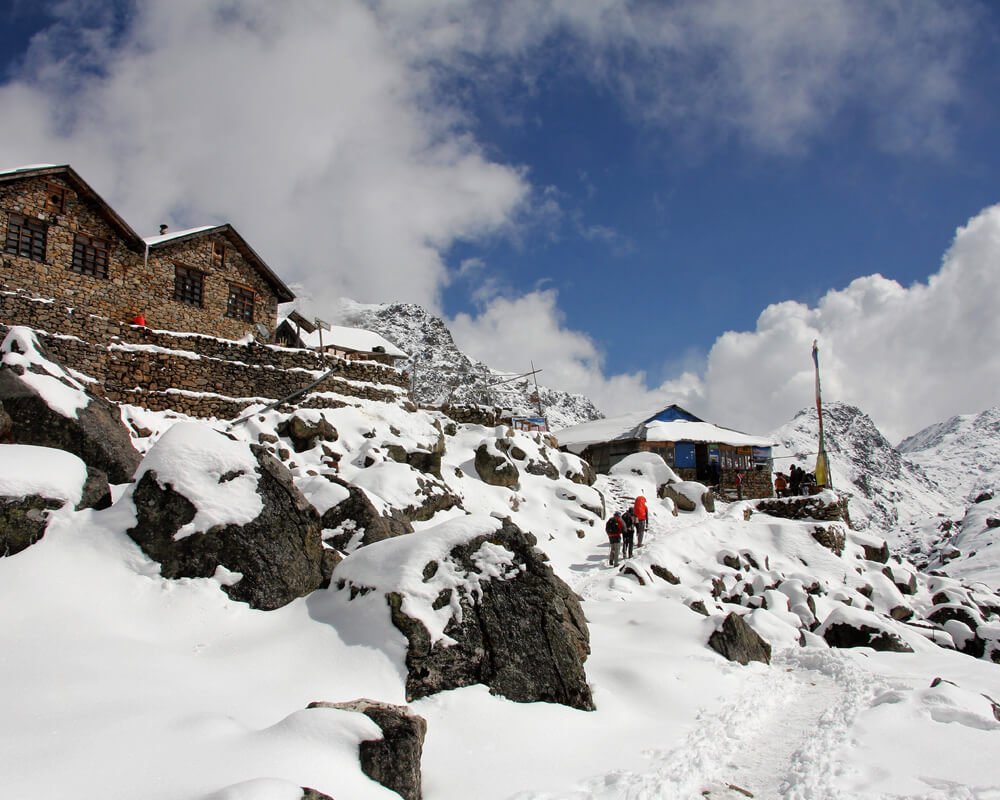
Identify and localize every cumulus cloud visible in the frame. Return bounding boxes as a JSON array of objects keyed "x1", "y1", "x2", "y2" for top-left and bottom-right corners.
[
  {"x1": 453, "y1": 205, "x2": 1000, "y2": 444},
  {"x1": 0, "y1": 1, "x2": 989, "y2": 442},
  {"x1": 0, "y1": 1, "x2": 529, "y2": 311}
]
